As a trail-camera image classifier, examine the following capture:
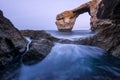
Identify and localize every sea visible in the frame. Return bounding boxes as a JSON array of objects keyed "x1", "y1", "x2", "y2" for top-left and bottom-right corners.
[
  {"x1": 46, "y1": 30, "x2": 94, "y2": 40},
  {"x1": 3, "y1": 30, "x2": 120, "y2": 80}
]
